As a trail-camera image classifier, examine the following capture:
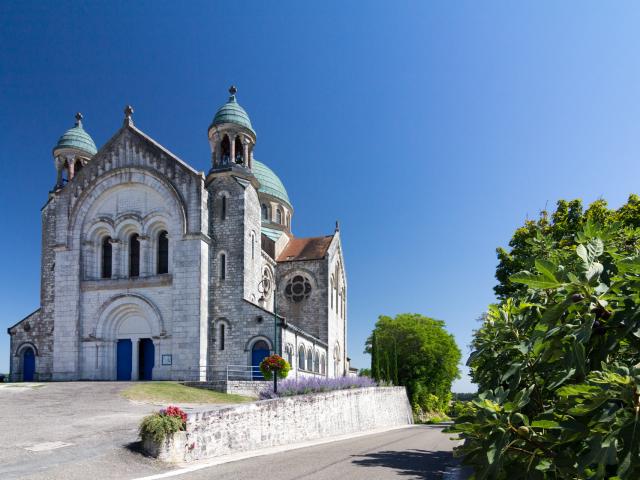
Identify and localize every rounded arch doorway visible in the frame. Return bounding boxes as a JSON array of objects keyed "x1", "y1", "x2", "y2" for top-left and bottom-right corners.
[
  {"x1": 251, "y1": 340, "x2": 270, "y2": 380},
  {"x1": 22, "y1": 347, "x2": 35, "y2": 382}
]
